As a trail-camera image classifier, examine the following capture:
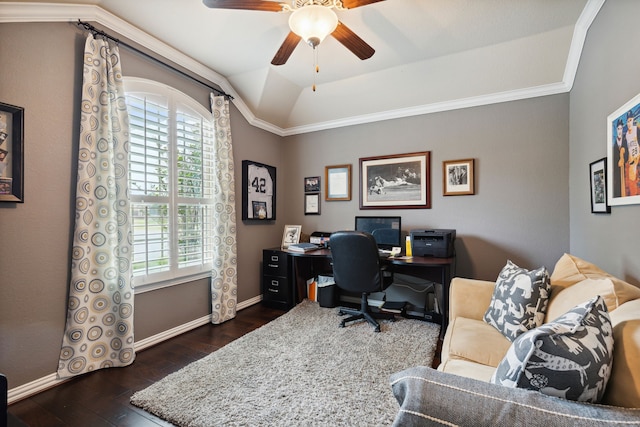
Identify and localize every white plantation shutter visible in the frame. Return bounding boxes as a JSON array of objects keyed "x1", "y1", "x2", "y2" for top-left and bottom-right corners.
[{"x1": 125, "y1": 78, "x2": 215, "y2": 289}]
